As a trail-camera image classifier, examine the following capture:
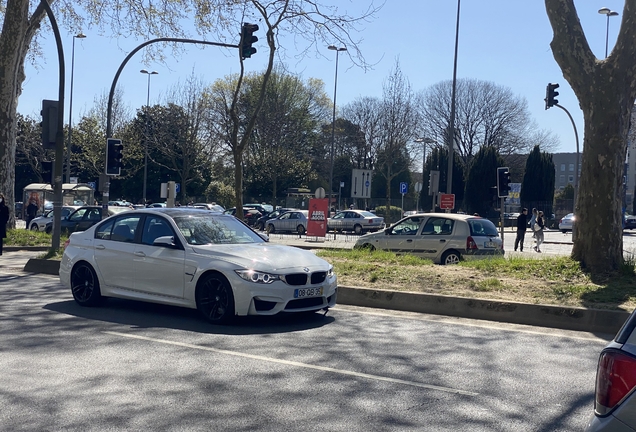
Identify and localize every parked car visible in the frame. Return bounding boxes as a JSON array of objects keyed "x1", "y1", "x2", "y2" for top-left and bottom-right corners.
[
  {"x1": 327, "y1": 210, "x2": 385, "y2": 234},
  {"x1": 559, "y1": 213, "x2": 575, "y2": 233},
  {"x1": 59, "y1": 208, "x2": 337, "y2": 324},
  {"x1": 255, "y1": 208, "x2": 297, "y2": 231},
  {"x1": 224, "y1": 207, "x2": 262, "y2": 226},
  {"x1": 266, "y1": 210, "x2": 309, "y2": 235},
  {"x1": 244, "y1": 203, "x2": 273, "y2": 216},
  {"x1": 46, "y1": 206, "x2": 130, "y2": 235},
  {"x1": 192, "y1": 202, "x2": 225, "y2": 212},
  {"x1": 354, "y1": 213, "x2": 504, "y2": 265},
  {"x1": 584, "y1": 307, "x2": 636, "y2": 432},
  {"x1": 146, "y1": 202, "x2": 167, "y2": 208},
  {"x1": 625, "y1": 214, "x2": 636, "y2": 230},
  {"x1": 29, "y1": 206, "x2": 79, "y2": 231}
]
